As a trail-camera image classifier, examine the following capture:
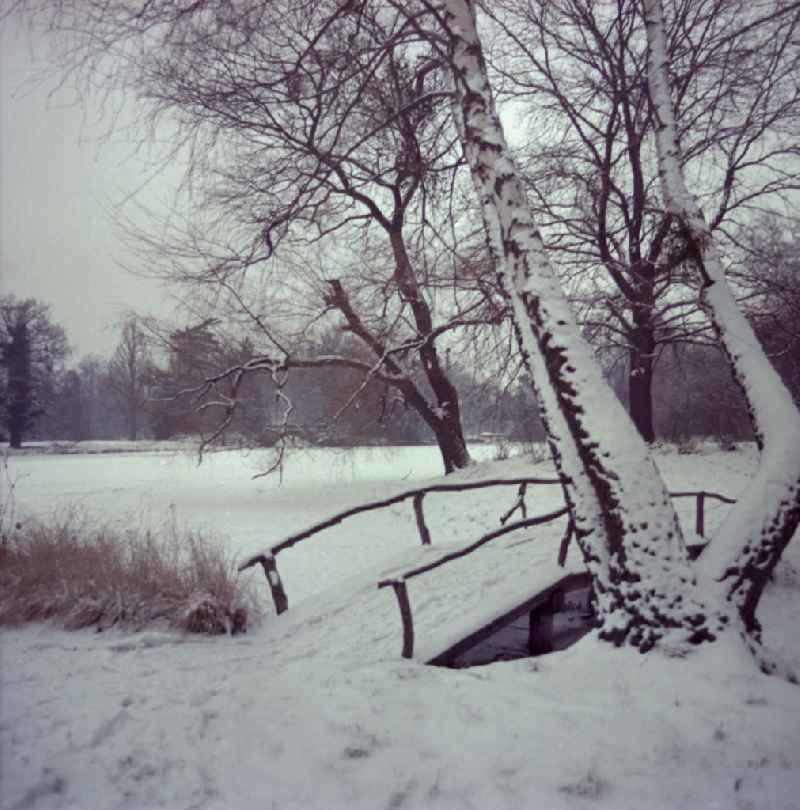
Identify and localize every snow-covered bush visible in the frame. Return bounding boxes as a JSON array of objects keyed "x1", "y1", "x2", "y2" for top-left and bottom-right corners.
[{"x1": 0, "y1": 513, "x2": 261, "y2": 634}]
